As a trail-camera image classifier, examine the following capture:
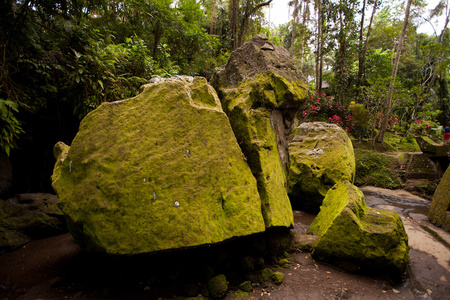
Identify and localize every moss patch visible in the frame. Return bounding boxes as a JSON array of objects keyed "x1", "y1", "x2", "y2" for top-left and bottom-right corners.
[
  {"x1": 52, "y1": 77, "x2": 266, "y2": 254},
  {"x1": 239, "y1": 281, "x2": 253, "y2": 292},
  {"x1": 383, "y1": 132, "x2": 420, "y2": 152},
  {"x1": 429, "y1": 167, "x2": 450, "y2": 231},
  {"x1": 354, "y1": 149, "x2": 402, "y2": 189},
  {"x1": 309, "y1": 181, "x2": 409, "y2": 279},
  {"x1": 208, "y1": 274, "x2": 228, "y2": 298},
  {"x1": 271, "y1": 272, "x2": 284, "y2": 285}
]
